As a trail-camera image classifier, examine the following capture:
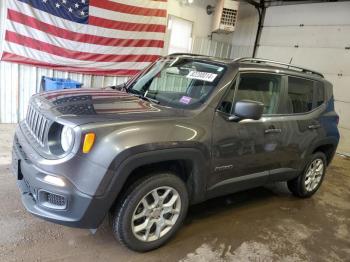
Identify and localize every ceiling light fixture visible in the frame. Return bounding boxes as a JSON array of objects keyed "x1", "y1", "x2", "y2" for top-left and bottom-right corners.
[{"x1": 178, "y1": 0, "x2": 194, "y2": 5}]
